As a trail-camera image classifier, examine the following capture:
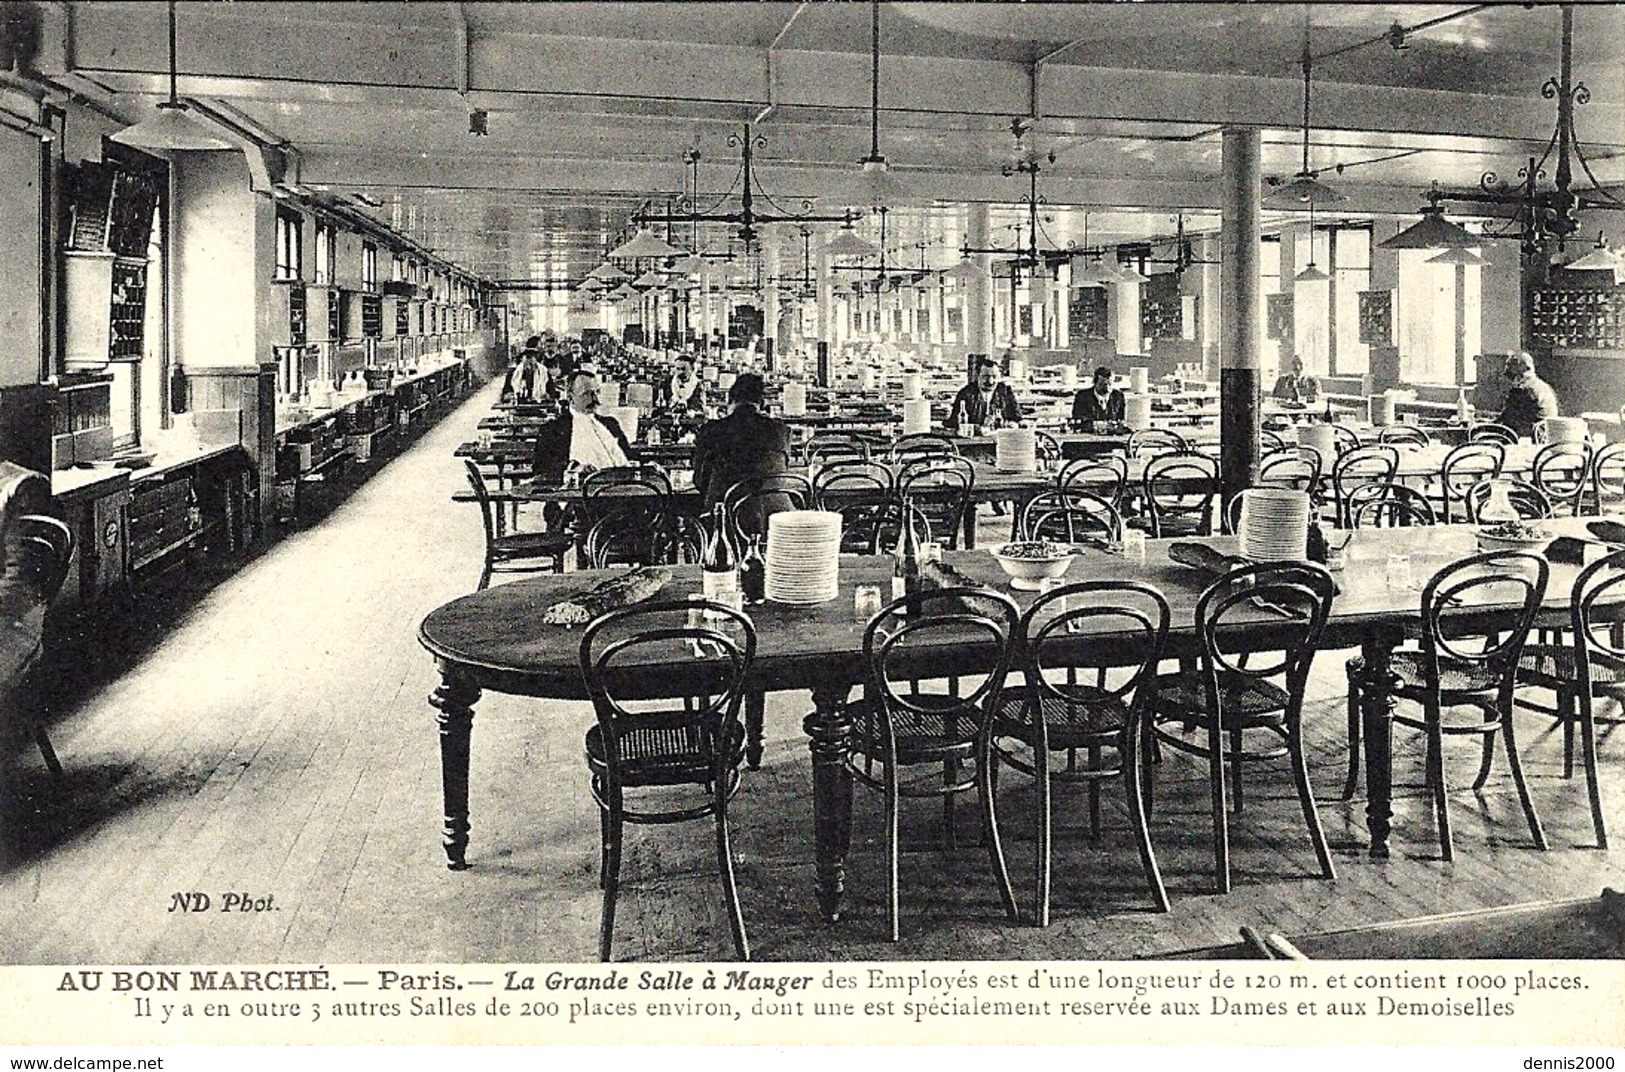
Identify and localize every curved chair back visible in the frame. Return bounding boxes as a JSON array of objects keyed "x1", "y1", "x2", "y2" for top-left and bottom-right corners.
[
  {"x1": 1034, "y1": 430, "x2": 1063, "y2": 471},
  {"x1": 1057, "y1": 455, "x2": 1128, "y2": 507},
  {"x1": 463, "y1": 458, "x2": 504, "y2": 546},
  {"x1": 723, "y1": 473, "x2": 813, "y2": 546},
  {"x1": 1018, "y1": 579, "x2": 1169, "y2": 722},
  {"x1": 1469, "y1": 422, "x2": 1519, "y2": 447},
  {"x1": 582, "y1": 465, "x2": 675, "y2": 565},
  {"x1": 844, "y1": 498, "x2": 933, "y2": 555},
  {"x1": 888, "y1": 433, "x2": 958, "y2": 466},
  {"x1": 1330, "y1": 424, "x2": 1362, "y2": 458},
  {"x1": 1592, "y1": 441, "x2": 1625, "y2": 515},
  {"x1": 1531, "y1": 441, "x2": 1592, "y2": 517},
  {"x1": 812, "y1": 458, "x2": 893, "y2": 511},
  {"x1": 897, "y1": 455, "x2": 974, "y2": 550},
  {"x1": 583, "y1": 508, "x2": 703, "y2": 568},
  {"x1": 1441, "y1": 442, "x2": 1505, "y2": 523},
  {"x1": 1347, "y1": 482, "x2": 1437, "y2": 528},
  {"x1": 1418, "y1": 551, "x2": 1547, "y2": 696},
  {"x1": 1019, "y1": 488, "x2": 1122, "y2": 544},
  {"x1": 14, "y1": 514, "x2": 75, "y2": 602},
  {"x1": 1127, "y1": 428, "x2": 1188, "y2": 459},
  {"x1": 805, "y1": 433, "x2": 871, "y2": 466},
  {"x1": 1330, "y1": 444, "x2": 1399, "y2": 526},
  {"x1": 1141, "y1": 450, "x2": 1218, "y2": 537},
  {"x1": 1378, "y1": 424, "x2": 1431, "y2": 450},
  {"x1": 1260, "y1": 428, "x2": 1287, "y2": 454},
  {"x1": 1259, "y1": 448, "x2": 1322, "y2": 494},
  {"x1": 1466, "y1": 477, "x2": 1552, "y2": 523},
  {"x1": 1196, "y1": 562, "x2": 1335, "y2": 701},
  {"x1": 1571, "y1": 549, "x2": 1625, "y2": 705}
]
